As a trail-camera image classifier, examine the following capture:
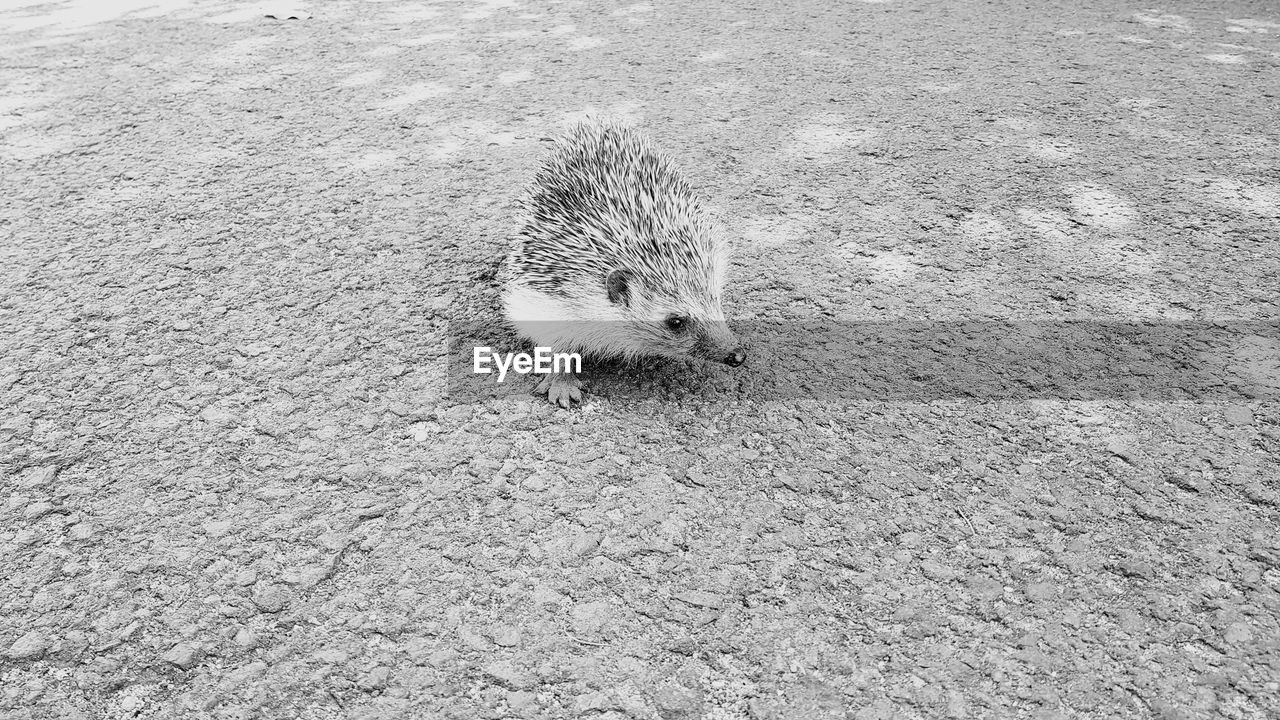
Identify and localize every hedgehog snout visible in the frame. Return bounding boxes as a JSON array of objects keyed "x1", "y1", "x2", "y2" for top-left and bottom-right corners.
[{"x1": 698, "y1": 319, "x2": 744, "y2": 367}]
